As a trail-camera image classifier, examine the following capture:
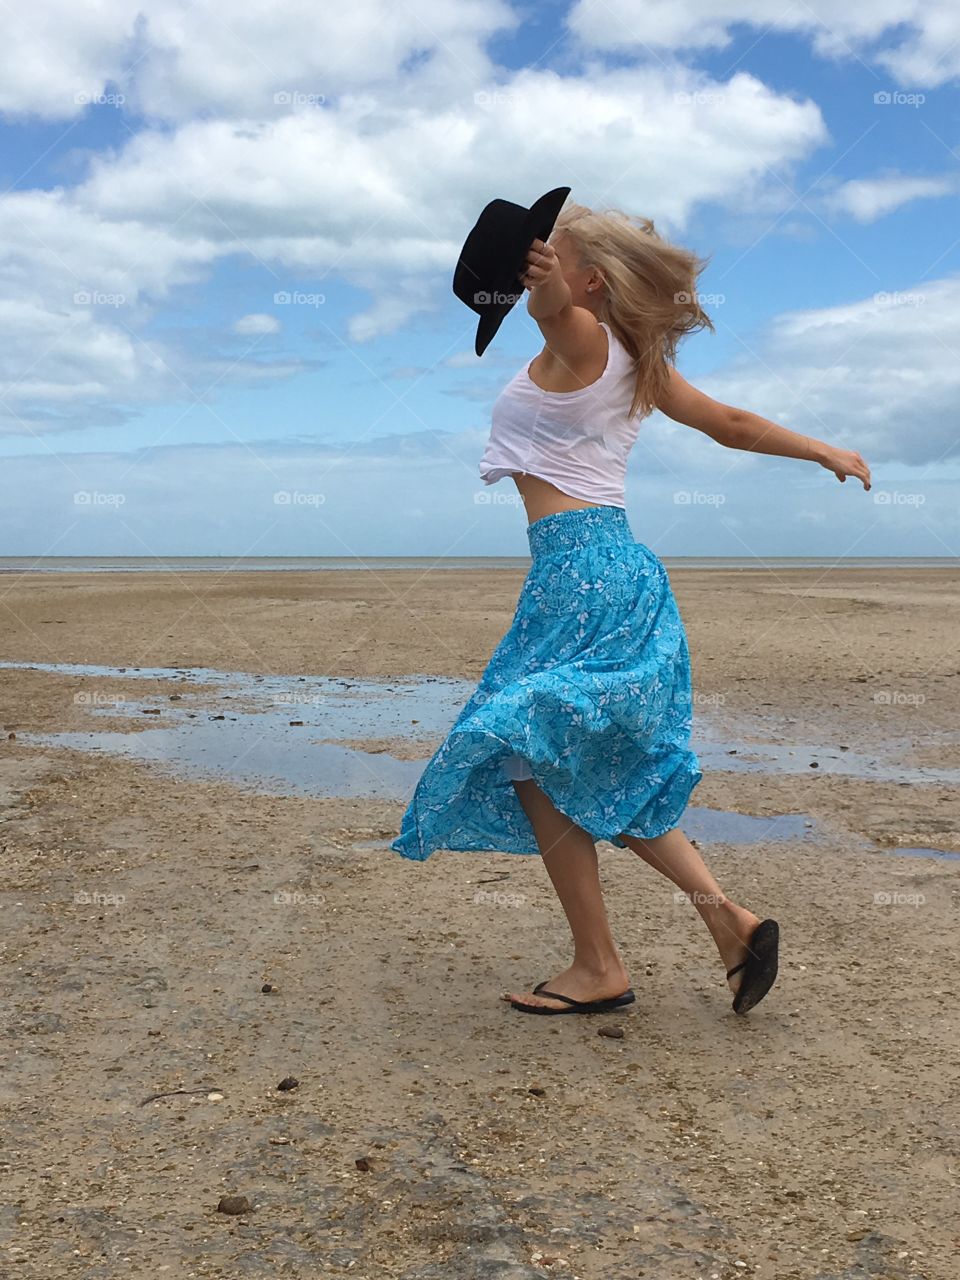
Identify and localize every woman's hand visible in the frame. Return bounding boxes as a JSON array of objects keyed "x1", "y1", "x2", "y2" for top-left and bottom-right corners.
[
  {"x1": 520, "y1": 238, "x2": 563, "y2": 291},
  {"x1": 817, "y1": 443, "x2": 872, "y2": 491}
]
